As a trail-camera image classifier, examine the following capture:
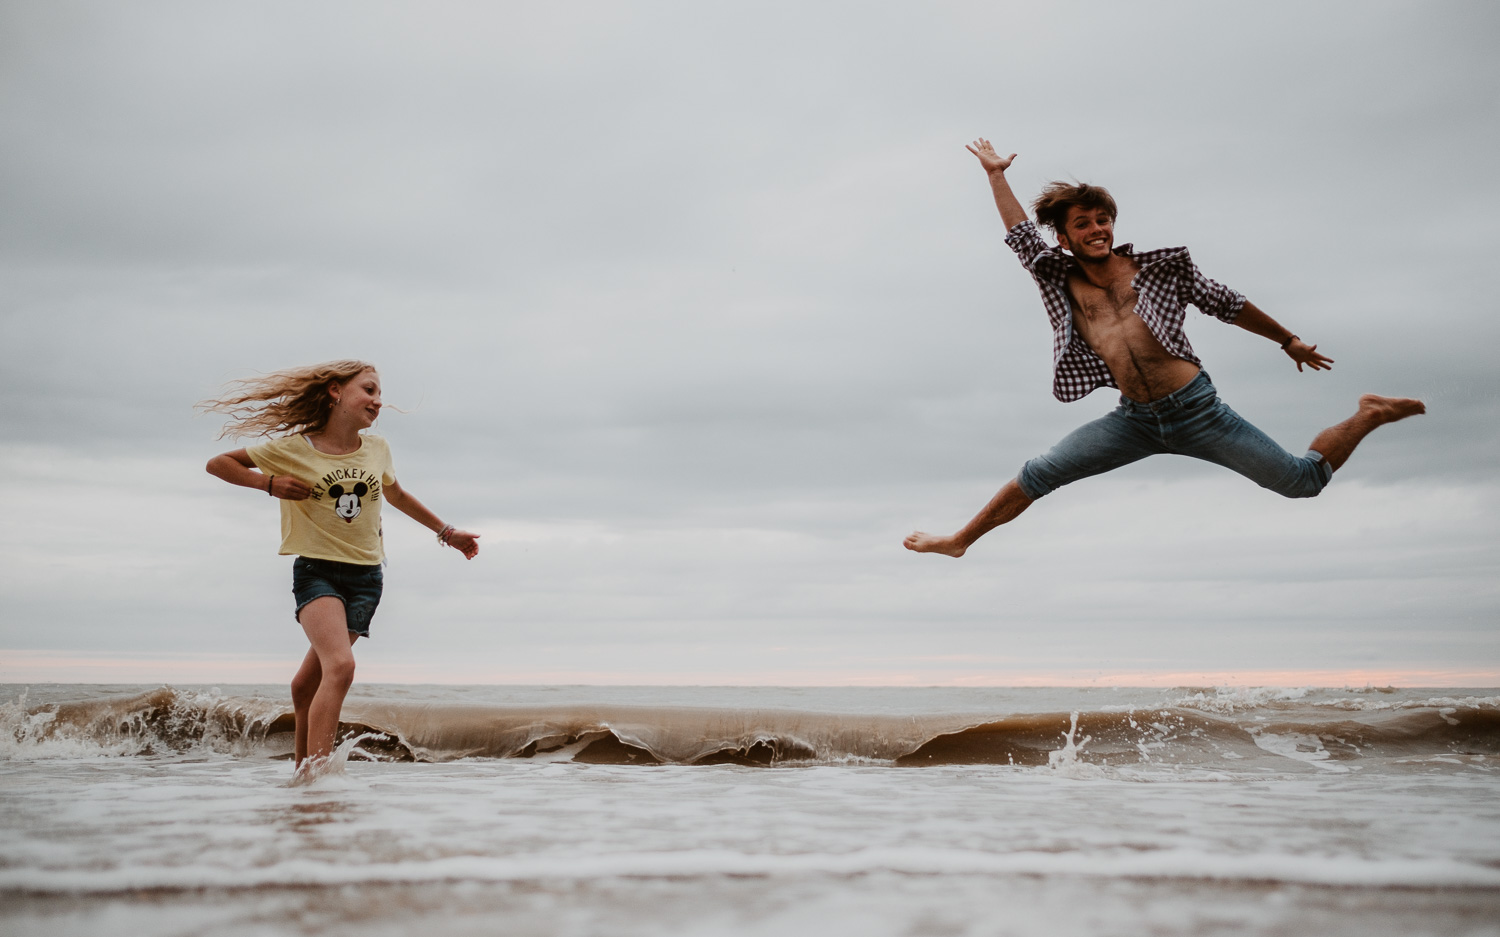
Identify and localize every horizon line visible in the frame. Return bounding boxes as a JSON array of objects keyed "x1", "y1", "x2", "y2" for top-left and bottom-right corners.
[{"x1": 2, "y1": 650, "x2": 1496, "y2": 689}]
